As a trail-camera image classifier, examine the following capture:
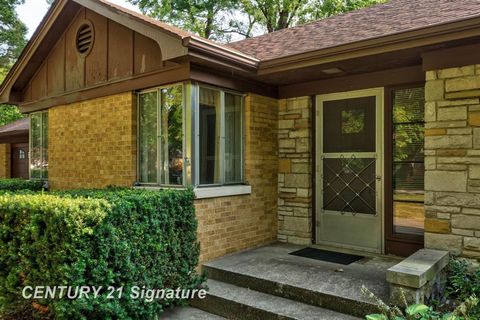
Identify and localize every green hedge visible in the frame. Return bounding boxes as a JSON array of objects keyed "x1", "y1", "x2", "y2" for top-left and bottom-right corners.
[
  {"x1": 0, "y1": 179, "x2": 45, "y2": 192},
  {"x1": 0, "y1": 188, "x2": 201, "y2": 319}
]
